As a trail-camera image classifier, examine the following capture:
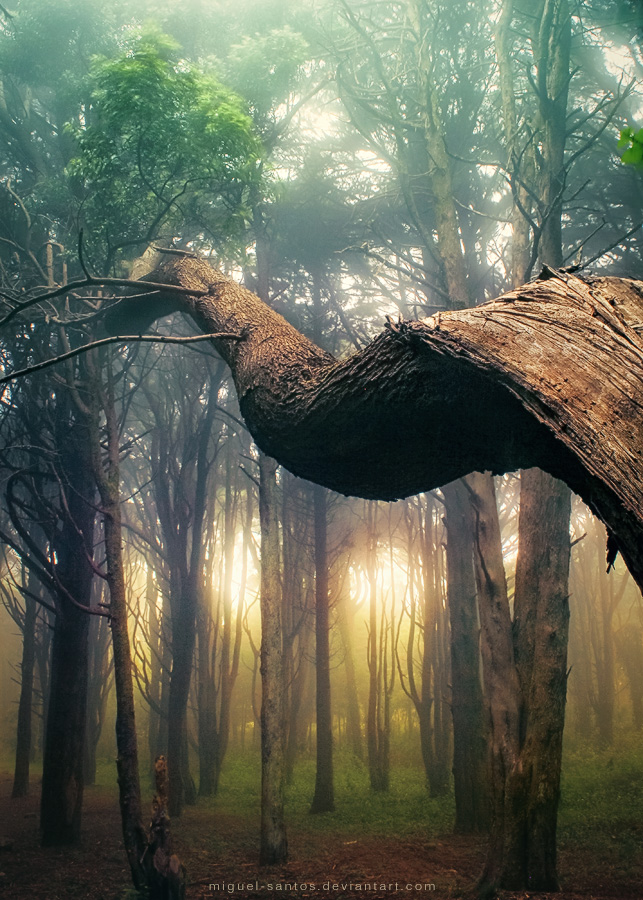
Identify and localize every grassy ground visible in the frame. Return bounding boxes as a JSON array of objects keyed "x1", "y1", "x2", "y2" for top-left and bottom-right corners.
[{"x1": 0, "y1": 736, "x2": 641, "y2": 899}]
